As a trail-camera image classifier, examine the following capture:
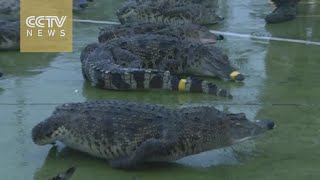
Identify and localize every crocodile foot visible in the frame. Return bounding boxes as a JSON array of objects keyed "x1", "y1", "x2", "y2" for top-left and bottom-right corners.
[
  {"x1": 265, "y1": 2, "x2": 298, "y2": 23},
  {"x1": 50, "y1": 167, "x2": 76, "y2": 180}
]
